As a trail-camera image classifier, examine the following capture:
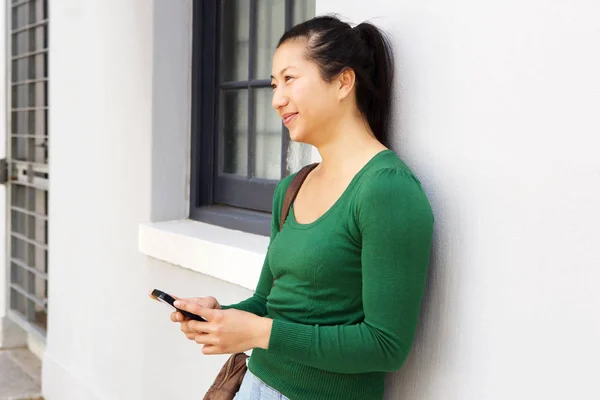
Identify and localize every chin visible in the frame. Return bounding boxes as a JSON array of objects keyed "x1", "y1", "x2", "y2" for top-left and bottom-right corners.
[
  {"x1": 288, "y1": 127, "x2": 313, "y2": 145},
  {"x1": 288, "y1": 128, "x2": 304, "y2": 143}
]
